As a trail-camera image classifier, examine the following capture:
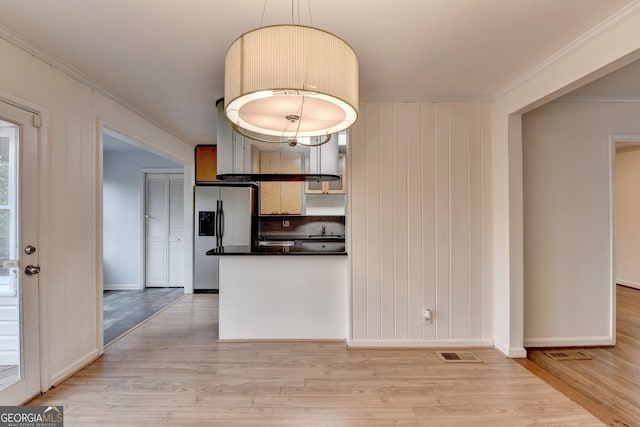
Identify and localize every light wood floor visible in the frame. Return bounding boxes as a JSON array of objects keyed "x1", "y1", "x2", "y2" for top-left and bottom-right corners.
[
  {"x1": 29, "y1": 295, "x2": 602, "y2": 426},
  {"x1": 524, "y1": 285, "x2": 640, "y2": 427}
]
